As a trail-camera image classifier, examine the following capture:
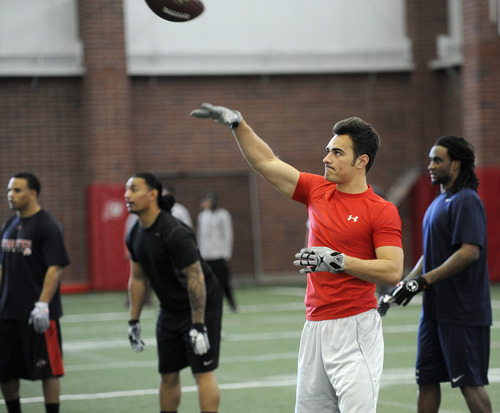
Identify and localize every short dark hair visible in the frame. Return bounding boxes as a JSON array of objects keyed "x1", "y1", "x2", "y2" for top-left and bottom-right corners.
[
  {"x1": 132, "y1": 172, "x2": 175, "y2": 212},
  {"x1": 434, "y1": 135, "x2": 479, "y2": 193},
  {"x1": 12, "y1": 171, "x2": 41, "y2": 195},
  {"x1": 333, "y1": 117, "x2": 380, "y2": 173}
]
